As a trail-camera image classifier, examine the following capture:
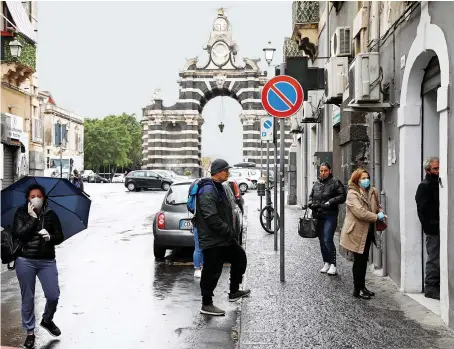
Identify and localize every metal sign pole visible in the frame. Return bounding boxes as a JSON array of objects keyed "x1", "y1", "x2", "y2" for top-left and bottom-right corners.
[
  {"x1": 273, "y1": 118, "x2": 278, "y2": 252},
  {"x1": 266, "y1": 140, "x2": 270, "y2": 229},
  {"x1": 279, "y1": 118, "x2": 285, "y2": 283}
]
